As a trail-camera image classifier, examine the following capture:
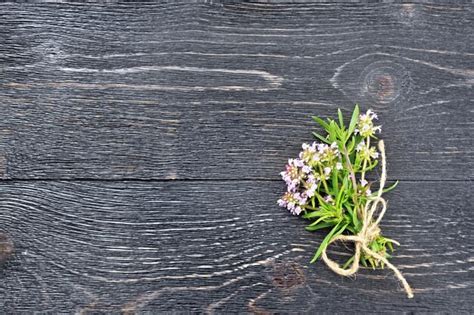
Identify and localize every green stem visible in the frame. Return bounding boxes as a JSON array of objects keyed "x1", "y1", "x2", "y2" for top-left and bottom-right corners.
[
  {"x1": 361, "y1": 137, "x2": 370, "y2": 182},
  {"x1": 342, "y1": 146, "x2": 360, "y2": 216},
  {"x1": 318, "y1": 165, "x2": 330, "y2": 193}
]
